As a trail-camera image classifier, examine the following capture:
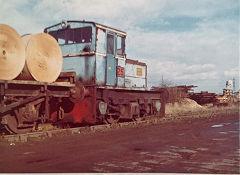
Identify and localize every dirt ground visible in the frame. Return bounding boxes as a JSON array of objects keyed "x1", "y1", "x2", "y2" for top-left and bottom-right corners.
[{"x1": 0, "y1": 104, "x2": 239, "y2": 173}]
